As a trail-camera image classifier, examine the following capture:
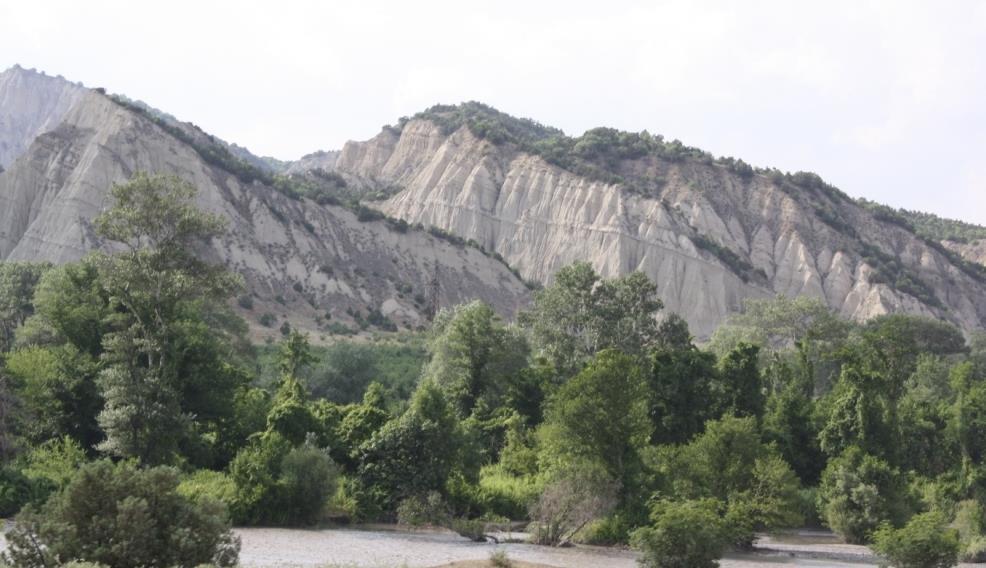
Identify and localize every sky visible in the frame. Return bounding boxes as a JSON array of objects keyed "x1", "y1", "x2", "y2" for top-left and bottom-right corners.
[{"x1": 2, "y1": 0, "x2": 985, "y2": 224}]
